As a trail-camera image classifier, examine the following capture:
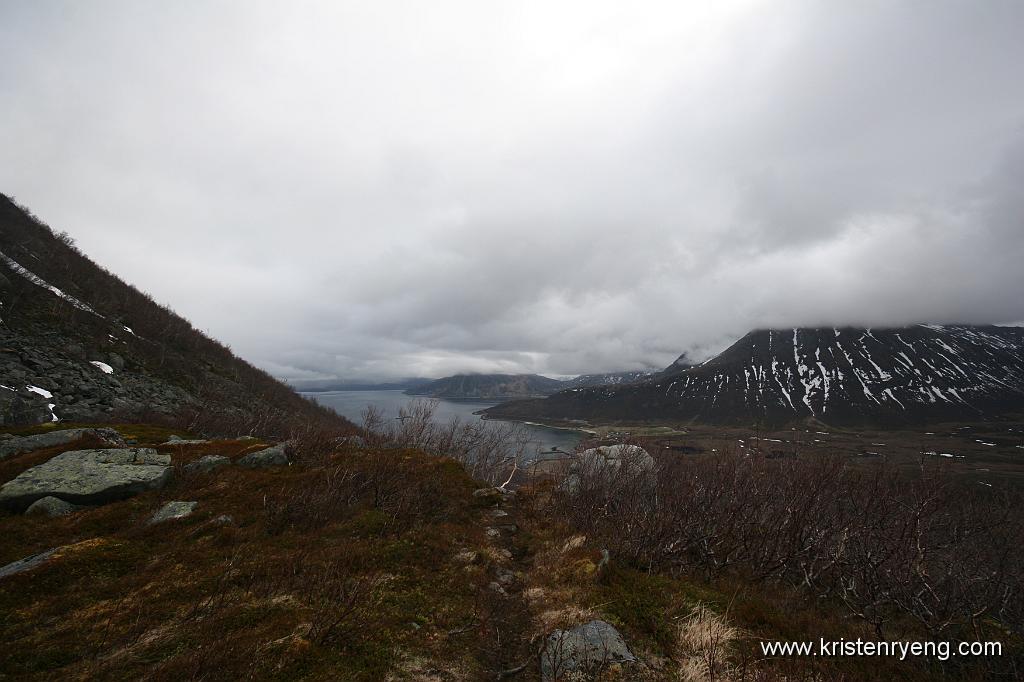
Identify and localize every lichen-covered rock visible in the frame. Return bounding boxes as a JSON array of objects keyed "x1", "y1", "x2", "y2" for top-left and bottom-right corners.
[
  {"x1": 149, "y1": 500, "x2": 197, "y2": 524},
  {"x1": 183, "y1": 454, "x2": 230, "y2": 475},
  {"x1": 237, "y1": 443, "x2": 289, "y2": 468},
  {"x1": 25, "y1": 495, "x2": 81, "y2": 517},
  {"x1": 472, "y1": 487, "x2": 505, "y2": 504},
  {"x1": 563, "y1": 444, "x2": 655, "y2": 494},
  {"x1": 0, "y1": 448, "x2": 171, "y2": 511},
  {"x1": 540, "y1": 620, "x2": 636, "y2": 680},
  {"x1": 0, "y1": 427, "x2": 124, "y2": 461}
]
